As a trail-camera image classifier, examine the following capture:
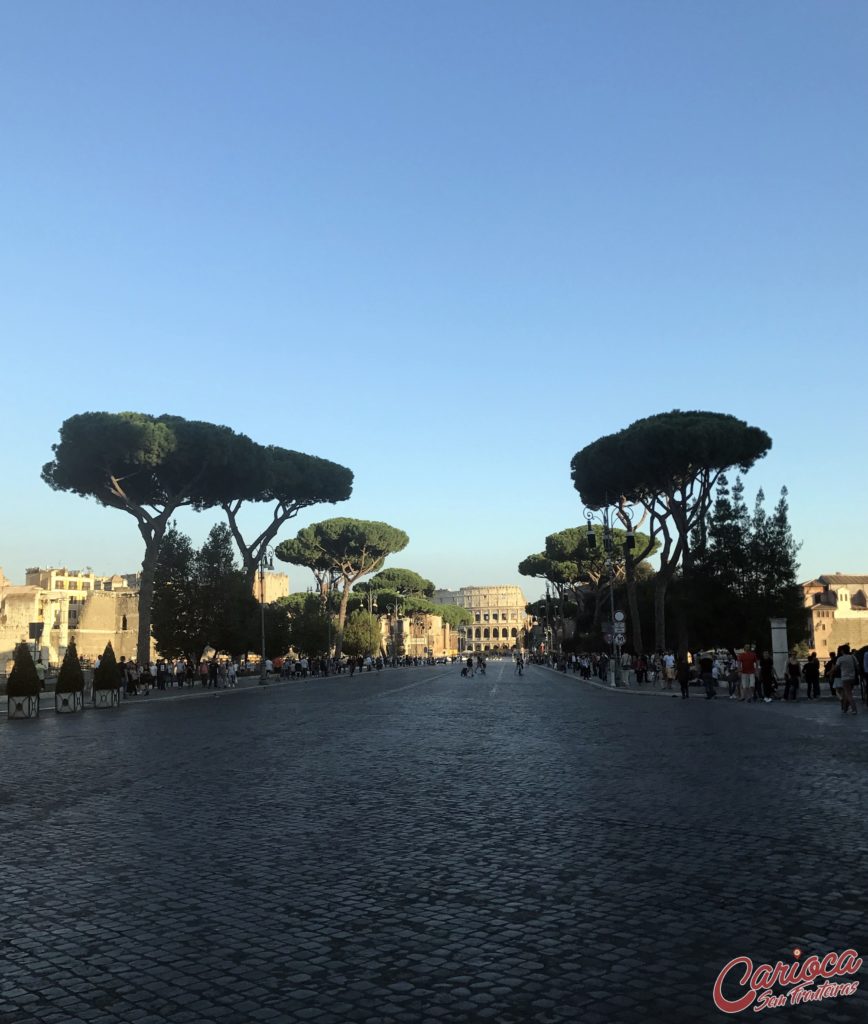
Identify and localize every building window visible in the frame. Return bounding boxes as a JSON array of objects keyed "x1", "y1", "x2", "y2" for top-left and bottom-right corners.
[
  {"x1": 475, "y1": 628, "x2": 481, "y2": 639},
  {"x1": 121, "y1": 615, "x2": 128, "y2": 631},
  {"x1": 483, "y1": 628, "x2": 489, "y2": 639},
  {"x1": 492, "y1": 628, "x2": 499, "y2": 639},
  {"x1": 475, "y1": 612, "x2": 480, "y2": 622},
  {"x1": 511, "y1": 628, "x2": 517, "y2": 638},
  {"x1": 484, "y1": 613, "x2": 489, "y2": 621},
  {"x1": 493, "y1": 612, "x2": 498, "y2": 620}
]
